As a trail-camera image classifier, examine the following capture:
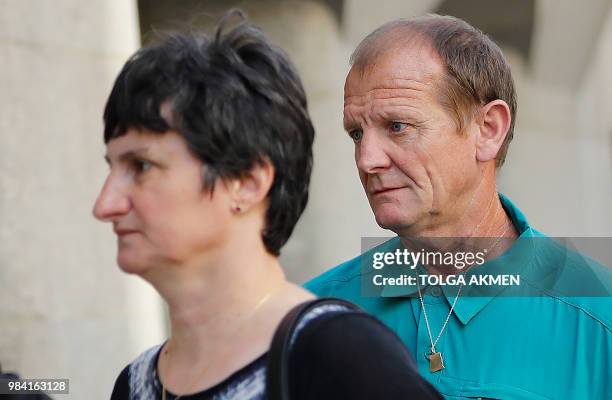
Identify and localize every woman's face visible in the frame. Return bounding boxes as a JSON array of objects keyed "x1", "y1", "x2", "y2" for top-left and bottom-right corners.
[{"x1": 93, "y1": 129, "x2": 232, "y2": 275}]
